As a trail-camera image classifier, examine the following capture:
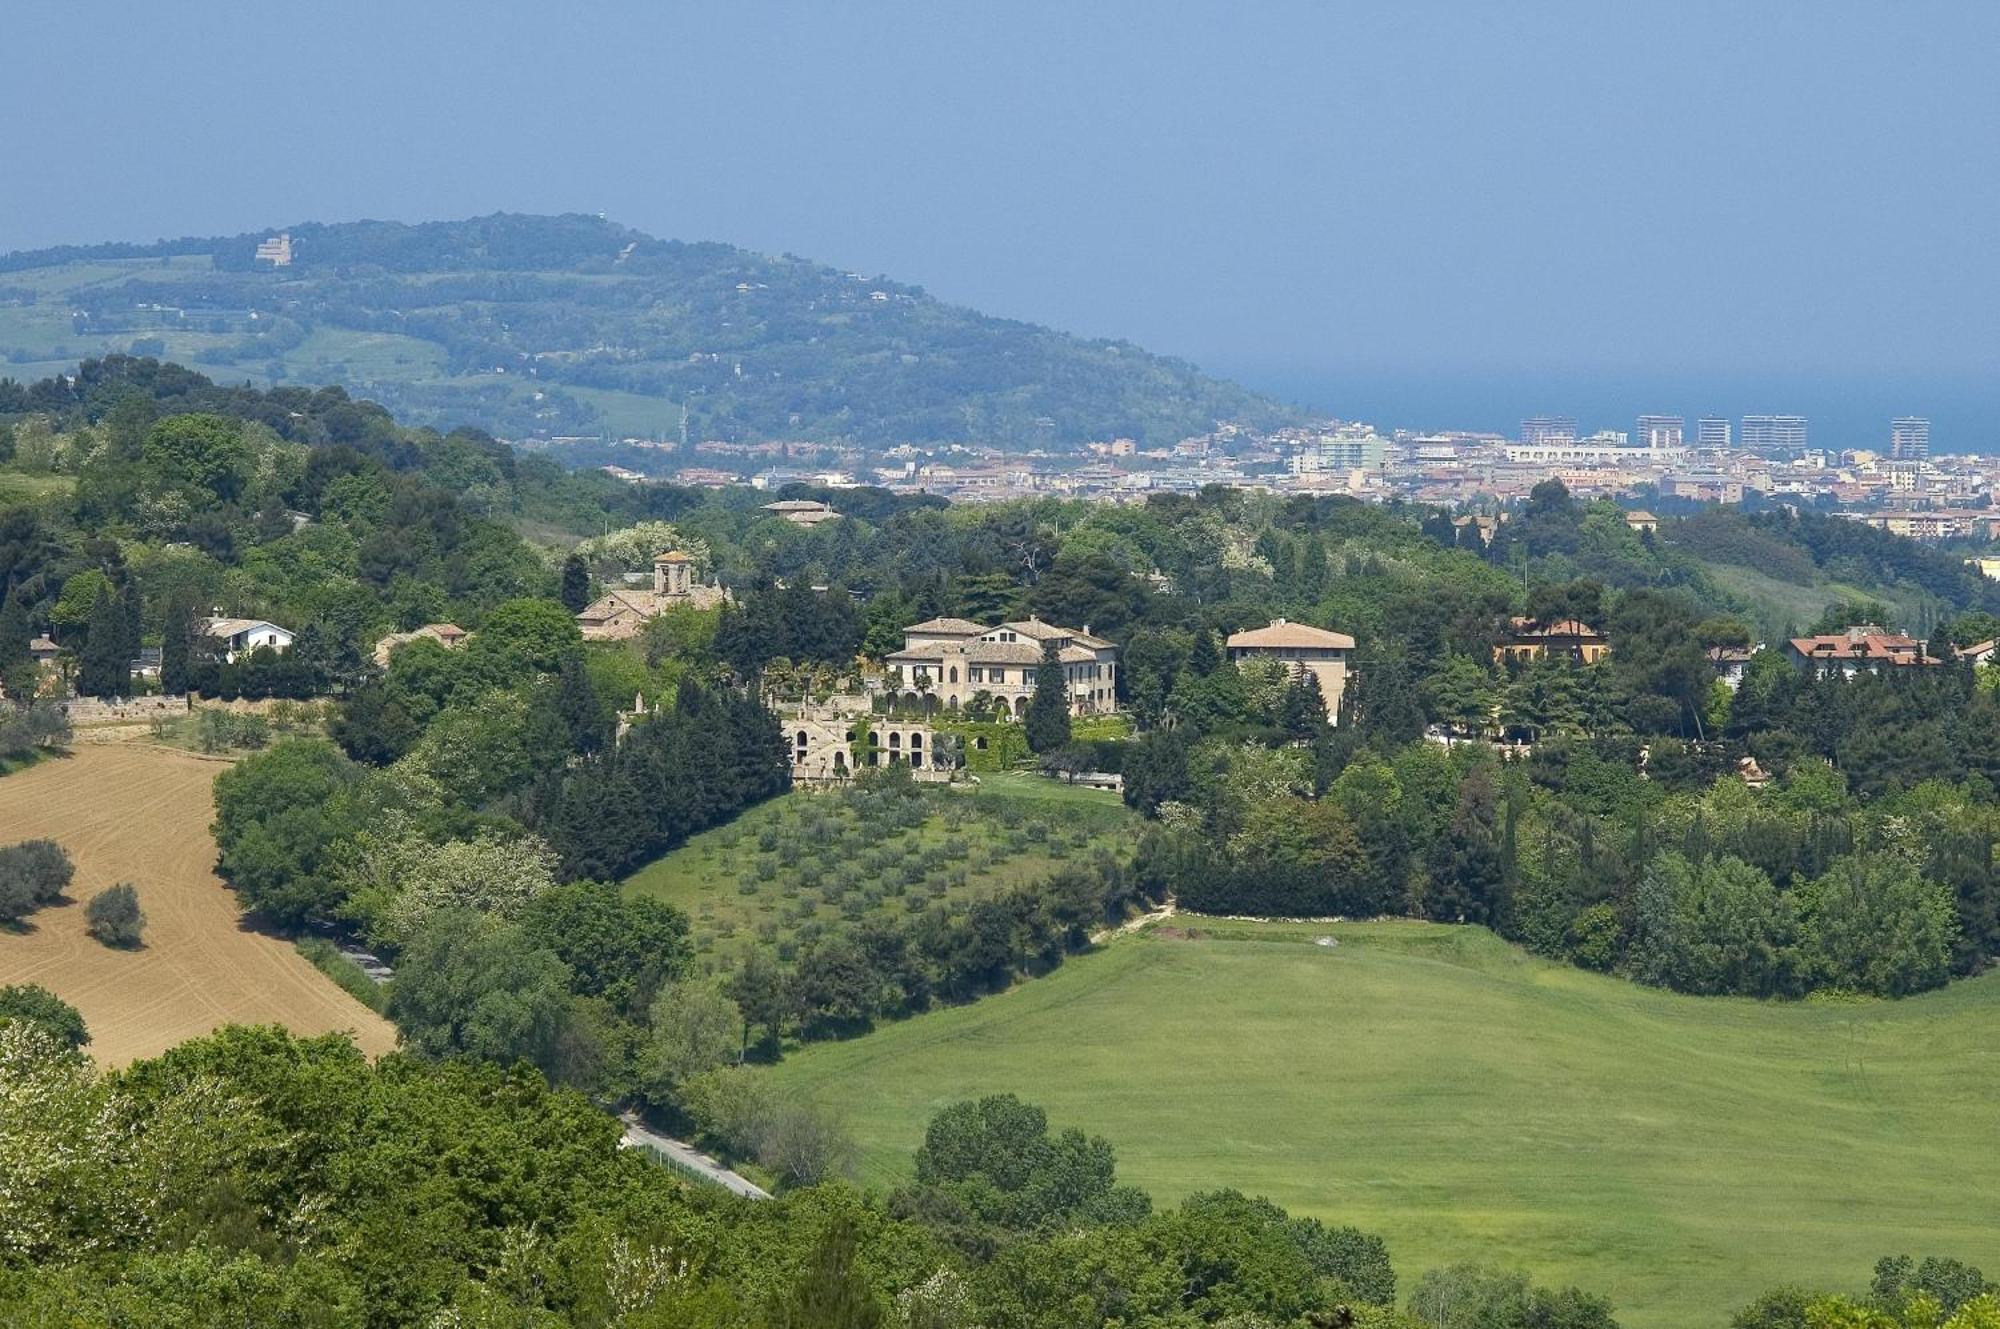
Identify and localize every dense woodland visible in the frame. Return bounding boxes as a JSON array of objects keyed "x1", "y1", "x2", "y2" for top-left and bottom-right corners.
[{"x1": 7, "y1": 360, "x2": 2000, "y2": 1322}]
